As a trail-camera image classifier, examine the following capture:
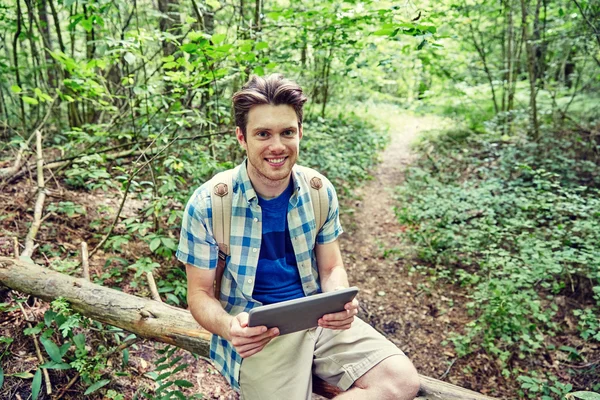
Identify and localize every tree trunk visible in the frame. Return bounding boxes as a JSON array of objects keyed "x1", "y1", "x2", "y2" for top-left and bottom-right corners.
[
  {"x1": 158, "y1": 0, "x2": 180, "y2": 57},
  {"x1": 0, "y1": 257, "x2": 498, "y2": 400},
  {"x1": 36, "y1": 0, "x2": 56, "y2": 88},
  {"x1": 14, "y1": 0, "x2": 27, "y2": 130},
  {"x1": 520, "y1": 0, "x2": 540, "y2": 140}
]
